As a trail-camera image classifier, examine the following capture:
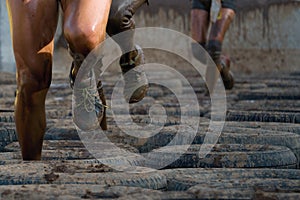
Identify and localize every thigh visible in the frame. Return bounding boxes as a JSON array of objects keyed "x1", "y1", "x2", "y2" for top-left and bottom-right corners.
[
  {"x1": 7, "y1": 0, "x2": 59, "y2": 88},
  {"x1": 110, "y1": 0, "x2": 147, "y2": 15},
  {"x1": 191, "y1": 9, "x2": 209, "y2": 42},
  {"x1": 108, "y1": 0, "x2": 147, "y2": 34}
]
